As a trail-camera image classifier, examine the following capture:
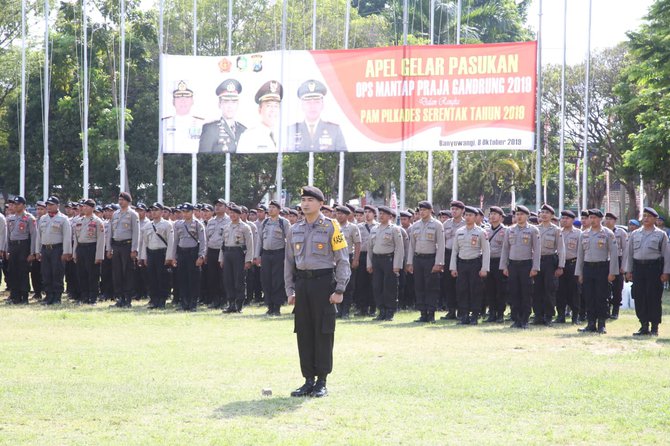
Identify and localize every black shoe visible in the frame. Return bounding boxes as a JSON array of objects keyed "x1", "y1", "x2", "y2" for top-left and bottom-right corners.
[
  {"x1": 531, "y1": 317, "x2": 544, "y2": 325},
  {"x1": 373, "y1": 310, "x2": 386, "y2": 321},
  {"x1": 310, "y1": 380, "x2": 328, "y2": 398},
  {"x1": 519, "y1": 322, "x2": 529, "y2": 329},
  {"x1": 457, "y1": 316, "x2": 470, "y2": 325},
  {"x1": 426, "y1": 311, "x2": 436, "y2": 323},
  {"x1": 484, "y1": 313, "x2": 497, "y2": 323},
  {"x1": 597, "y1": 319, "x2": 607, "y2": 334},
  {"x1": 469, "y1": 317, "x2": 478, "y2": 326},
  {"x1": 109, "y1": 301, "x2": 124, "y2": 308},
  {"x1": 633, "y1": 328, "x2": 651, "y2": 336},
  {"x1": 414, "y1": 311, "x2": 428, "y2": 323},
  {"x1": 578, "y1": 323, "x2": 597, "y2": 333},
  {"x1": 290, "y1": 379, "x2": 315, "y2": 397},
  {"x1": 554, "y1": 315, "x2": 566, "y2": 324},
  {"x1": 222, "y1": 306, "x2": 238, "y2": 313},
  {"x1": 440, "y1": 310, "x2": 457, "y2": 320}
]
